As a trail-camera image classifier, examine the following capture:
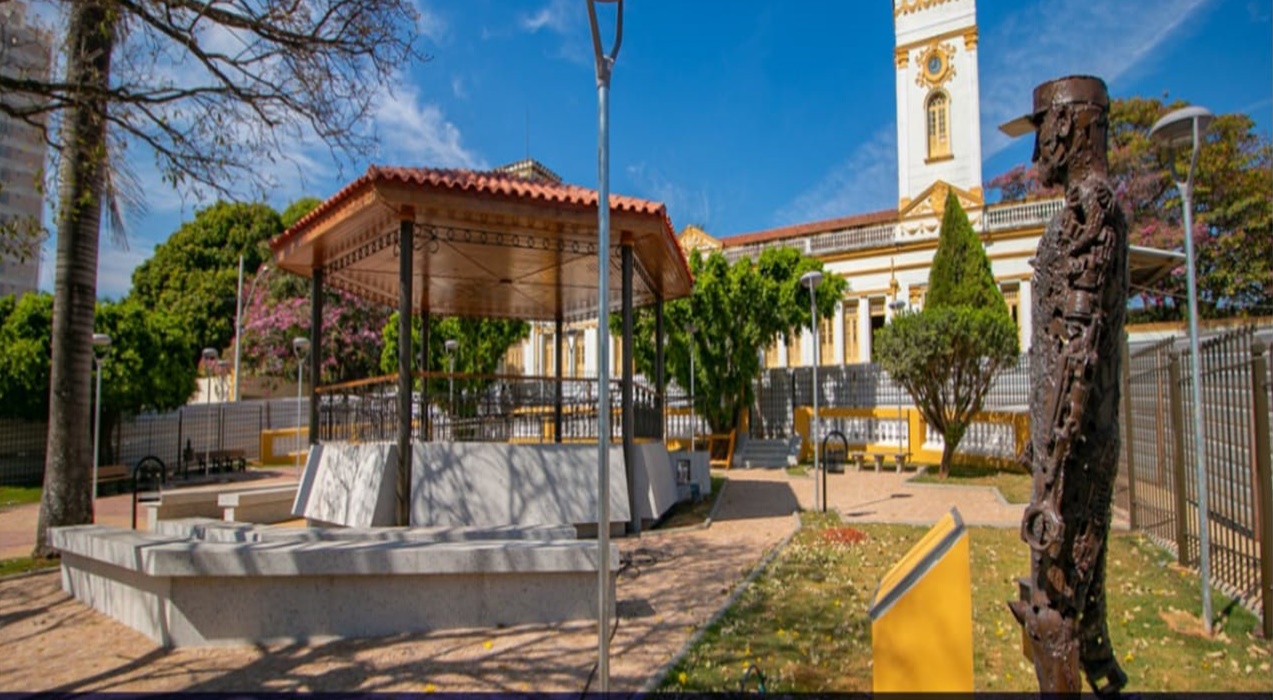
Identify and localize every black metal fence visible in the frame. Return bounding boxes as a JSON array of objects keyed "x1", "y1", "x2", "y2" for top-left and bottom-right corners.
[
  {"x1": 317, "y1": 372, "x2": 662, "y2": 444},
  {"x1": 0, "y1": 397, "x2": 309, "y2": 486},
  {"x1": 750, "y1": 354, "x2": 1031, "y2": 439},
  {"x1": 1118, "y1": 328, "x2": 1273, "y2": 633}
]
